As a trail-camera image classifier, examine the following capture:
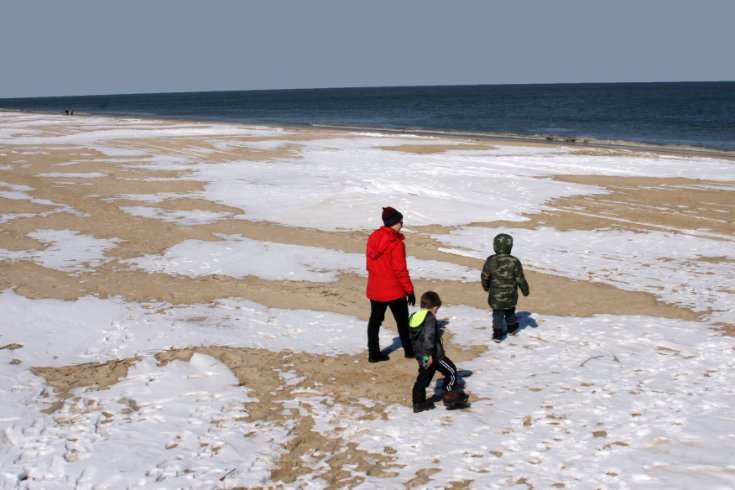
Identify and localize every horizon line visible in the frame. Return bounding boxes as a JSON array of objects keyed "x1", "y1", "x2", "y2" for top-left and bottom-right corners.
[{"x1": 2, "y1": 79, "x2": 734, "y2": 101}]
